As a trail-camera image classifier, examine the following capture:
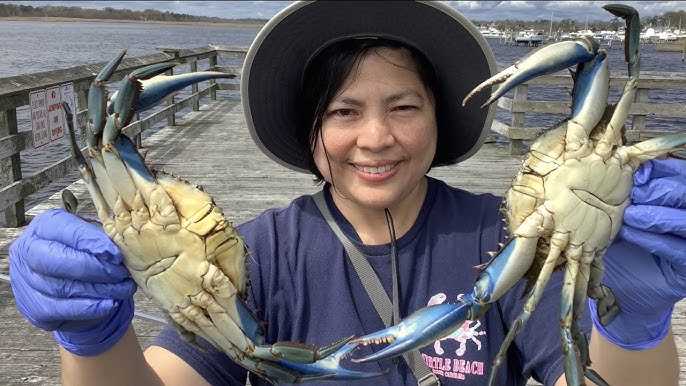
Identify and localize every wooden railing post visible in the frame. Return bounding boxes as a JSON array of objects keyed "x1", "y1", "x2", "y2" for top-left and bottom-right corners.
[
  {"x1": 510, "y1": 84, "x2": 527, "y2": 155},
  {"x1": 0, "y1": 109, "x2": 26, "y2": 227},
  {"x1": 166, "y1": 64, "x2": 176, "y2": 127},
  {"x1": 162, "y1": 49, "x2": 181, "y2": 127},
  {"x1": 190, "y1": 60, "x2": 200, "y2": 111},
  {"x1": 209, "y1": 55, "x2": 219, "y2": 101},
  {"x1": 630, "y1": 87, "x2": 649, "y2": 139}
]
